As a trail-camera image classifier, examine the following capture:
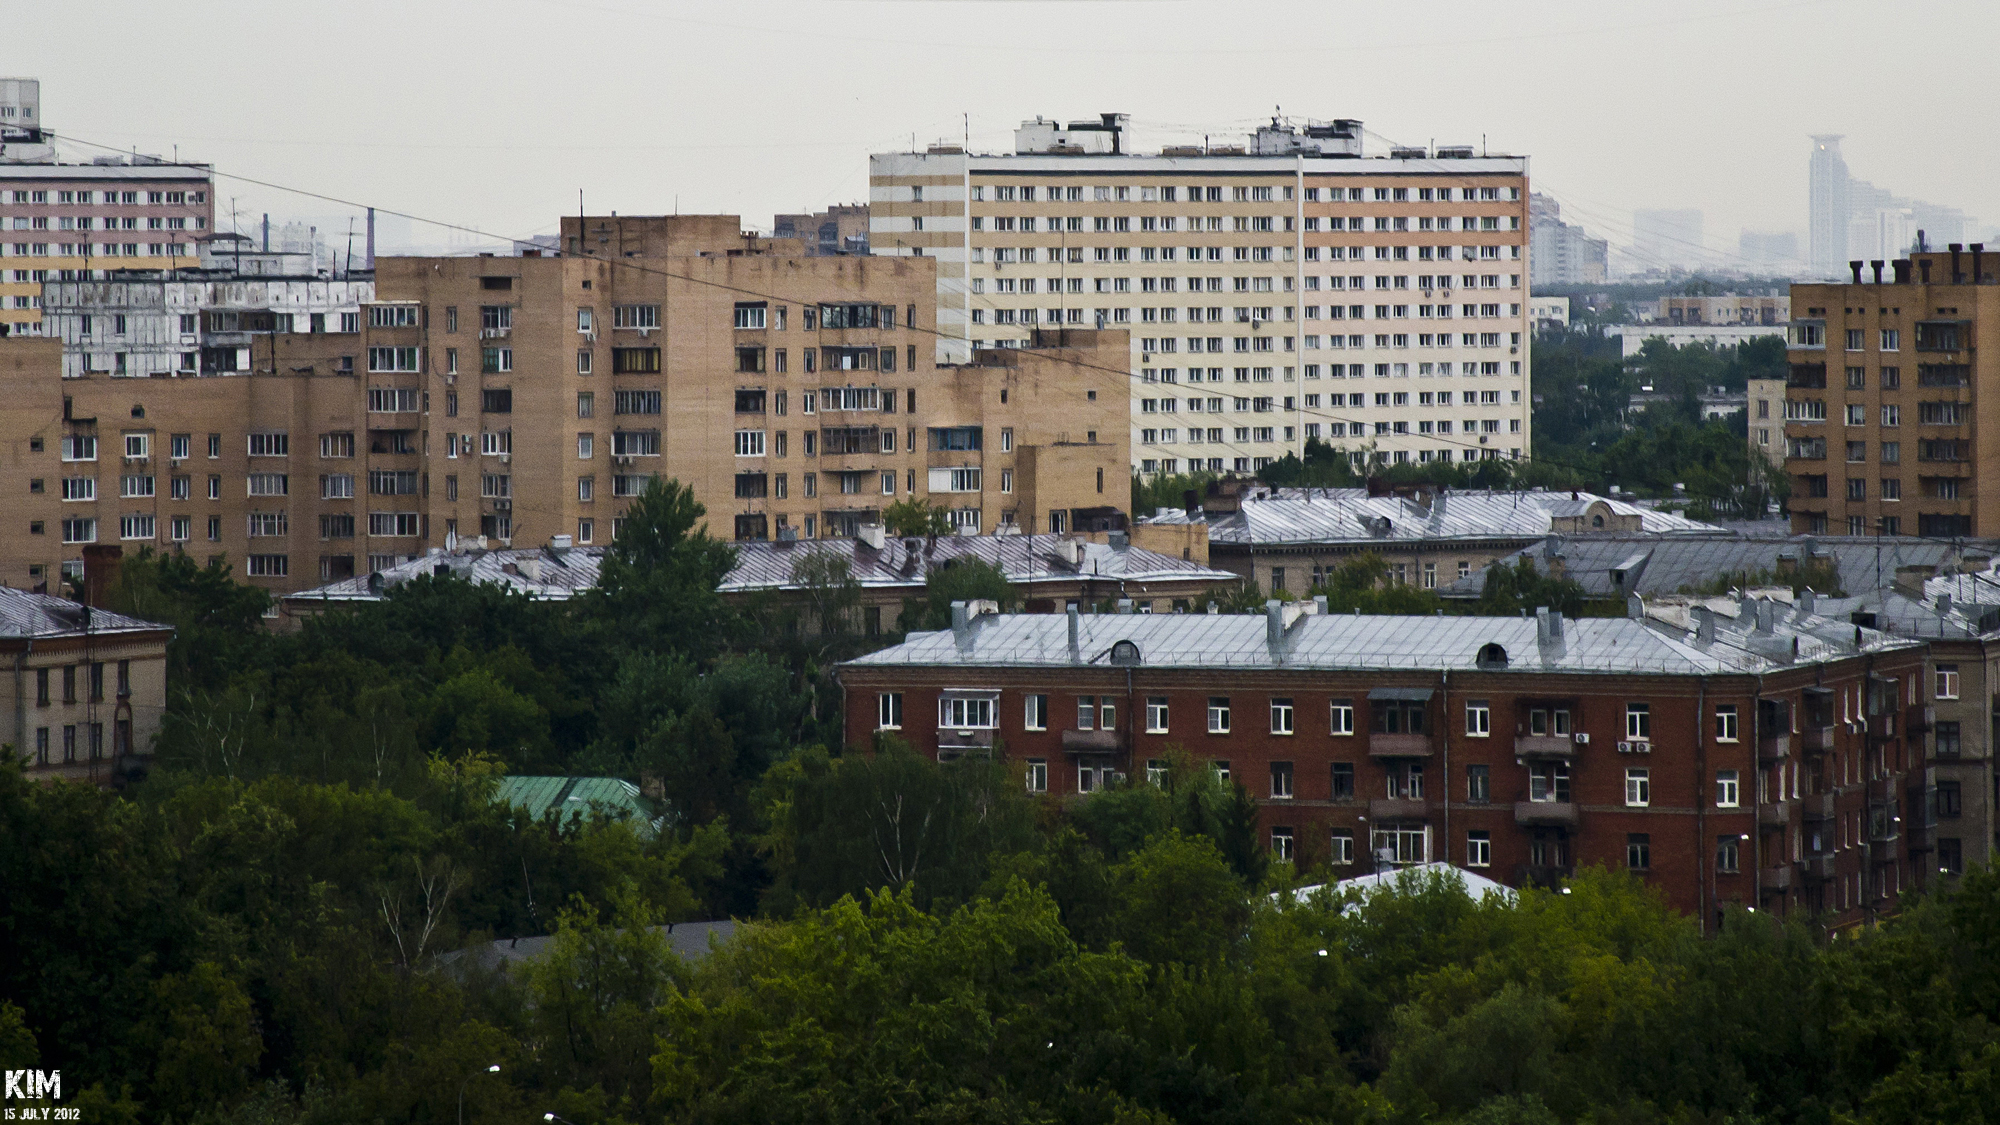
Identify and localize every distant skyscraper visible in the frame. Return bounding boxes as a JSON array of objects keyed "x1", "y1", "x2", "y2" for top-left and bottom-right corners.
[
  {"x1": 1632, "y1": 208, "x2": 1704, "y2": 269},
  {"x1": 1809, "y1": 135, "x2": 1851, "y2": 275},
  {"x1": 1529, "y1": 193, "x2": 1608, "y2": 286}
]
